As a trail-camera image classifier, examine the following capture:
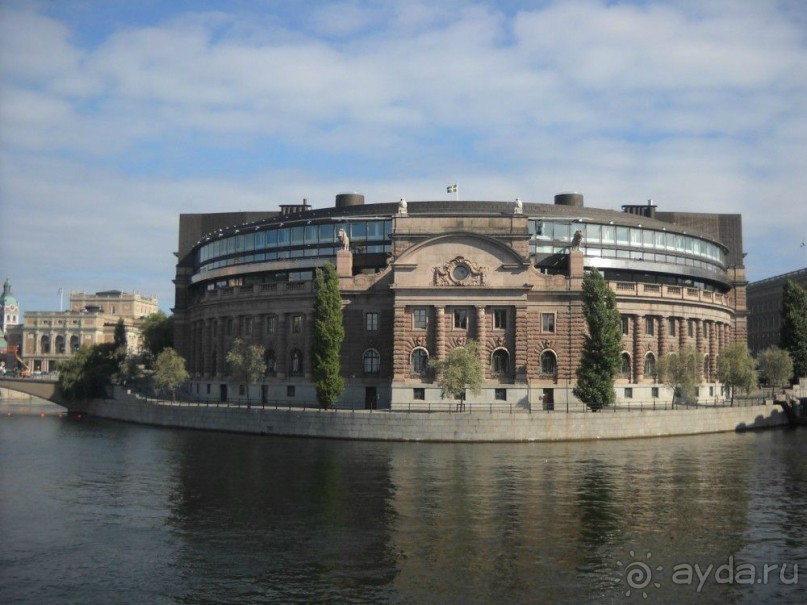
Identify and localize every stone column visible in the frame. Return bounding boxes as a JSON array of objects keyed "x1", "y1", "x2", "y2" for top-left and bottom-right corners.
[
  {"x1": 303, "y1": 312, "x2": 312, "y2": 379},
  {"x1": 435, "y1": 307, "x2": 446, "y2": 360},
  {"x1": 678, "y1": 317, "x2": 686, "y2": 352},
  {"x1": 392, "y1": 306, "x2": 408, "y2": 379},
  {"x1": 708, "y1": 321, "x2": 718, "y2": 382},
  {"x1": 633, "y1": 315, "x2": 643, "y2": 382},
  {"x1": 695, "y1": 319, "x2": 704, "y2": 381},
  {"x1": 476, "y1": 305, "x2": 487, "y2": 374},
  {"x1": 659, "y1": 315, "x2": 668, "y2": 358},
  {"x1": 515, "y1": 306, "x2": 528, "y2": 380},
  {"x1": 276, "y1": 313, "x2": 287, "y2": 378}
]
